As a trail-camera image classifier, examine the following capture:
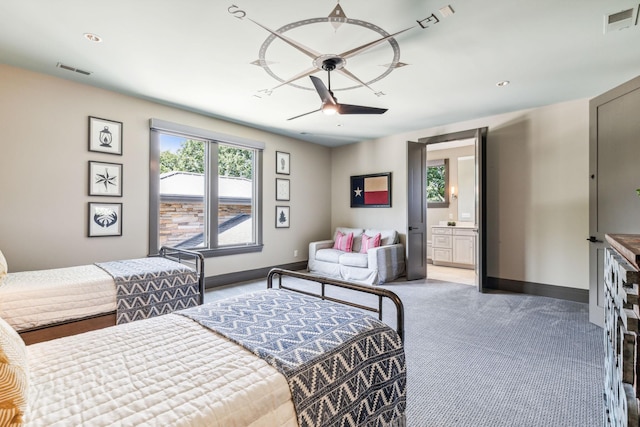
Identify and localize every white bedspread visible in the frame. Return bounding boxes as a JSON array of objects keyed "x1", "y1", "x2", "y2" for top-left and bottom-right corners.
[
  {"x1": 0, "y1": 265, "x2": 116, "y2": 331},
  {"x1": 25, "y1": 313, "x2": 298, "y2": 427}
]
